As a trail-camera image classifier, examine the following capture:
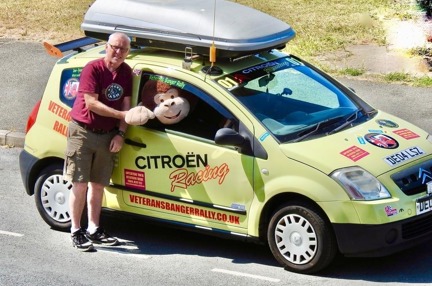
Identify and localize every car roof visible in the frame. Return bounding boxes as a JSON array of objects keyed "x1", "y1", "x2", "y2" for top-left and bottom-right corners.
[
  {"x1": 67, "y1": 44, "x2": 288, "y2": 77},
  {"x1": 81, "y1": 0, "x2": 295, "y2": 58}
]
